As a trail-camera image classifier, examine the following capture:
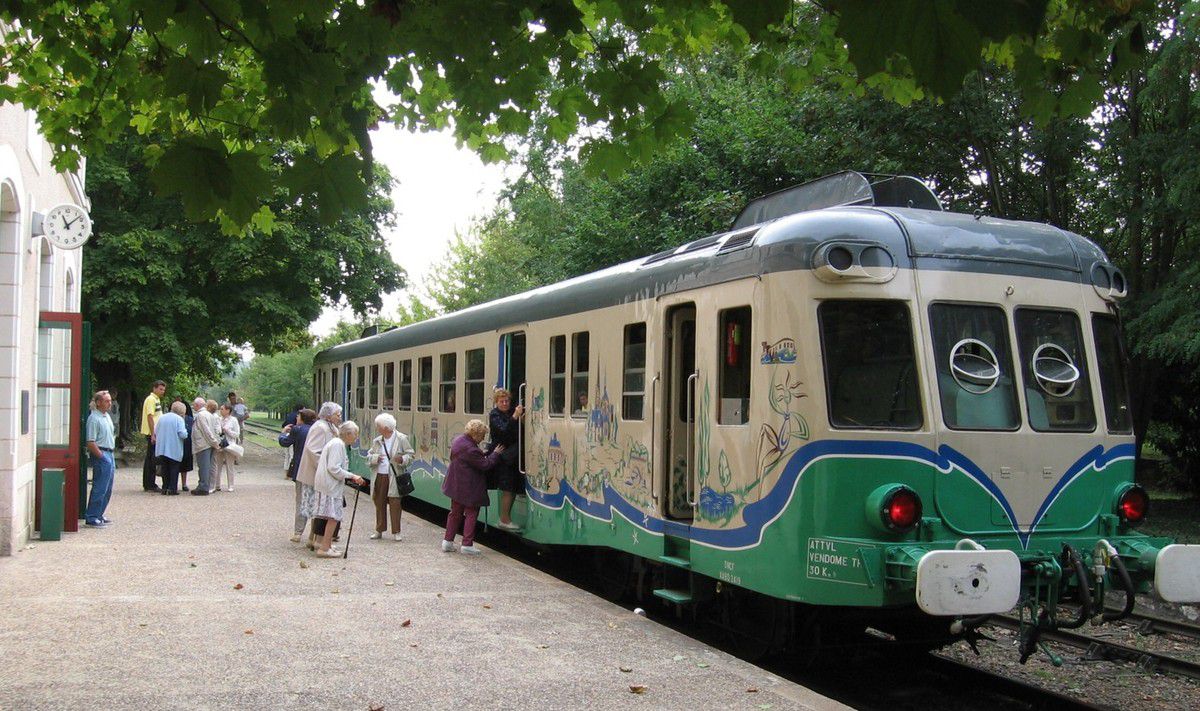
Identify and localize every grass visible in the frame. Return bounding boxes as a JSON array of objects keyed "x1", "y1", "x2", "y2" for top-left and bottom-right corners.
[{"x1": 1141, "y1": 496, "x2": 1200, "y2": 544}]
